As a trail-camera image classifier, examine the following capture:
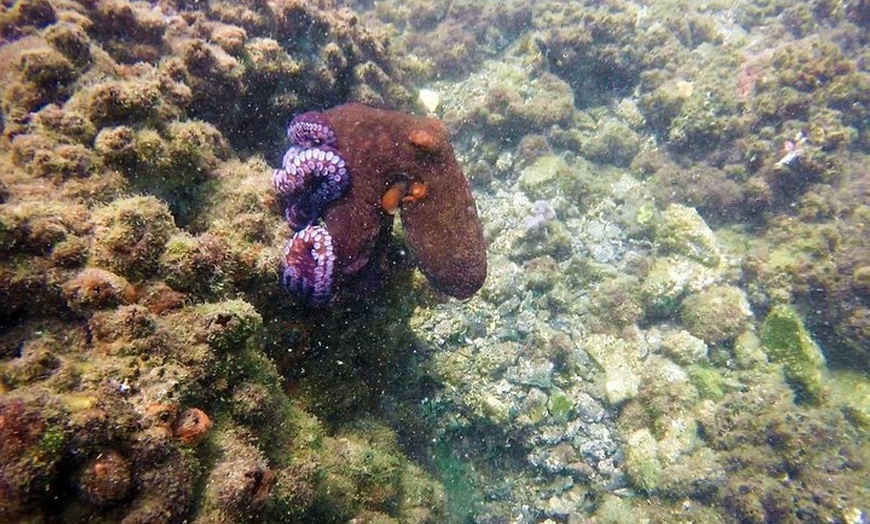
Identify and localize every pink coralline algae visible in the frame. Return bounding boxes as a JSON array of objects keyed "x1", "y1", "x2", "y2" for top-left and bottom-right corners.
[{"x1": 273, "y1": 104, "x2": 486, "y2": 307}]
